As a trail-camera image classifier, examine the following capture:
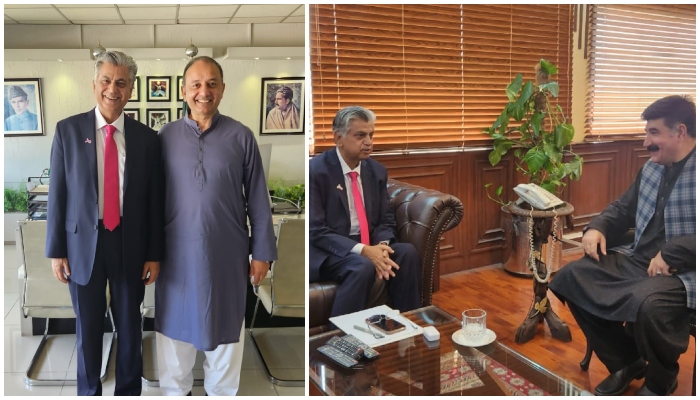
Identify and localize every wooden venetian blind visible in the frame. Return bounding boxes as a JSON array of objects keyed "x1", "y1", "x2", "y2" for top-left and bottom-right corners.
[
  {"x1": 586, "y1": 4, "x2": 696, "y2": 137},
  {"x1": 310, "y1": 4, "x2": 573, "y2": 153}
]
